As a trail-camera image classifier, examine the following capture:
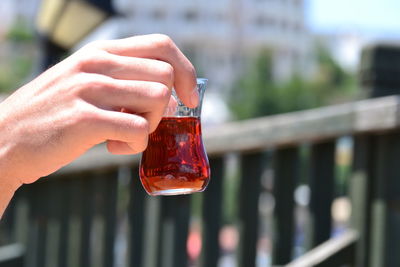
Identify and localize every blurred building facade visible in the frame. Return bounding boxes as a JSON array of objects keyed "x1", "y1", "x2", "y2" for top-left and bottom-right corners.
[
  {"x1": 0, "y1": 0, "x2": 311, "y2": 97},
  {"x1": 115, "y1": 0, "x2": 312, "y2": 94}
]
